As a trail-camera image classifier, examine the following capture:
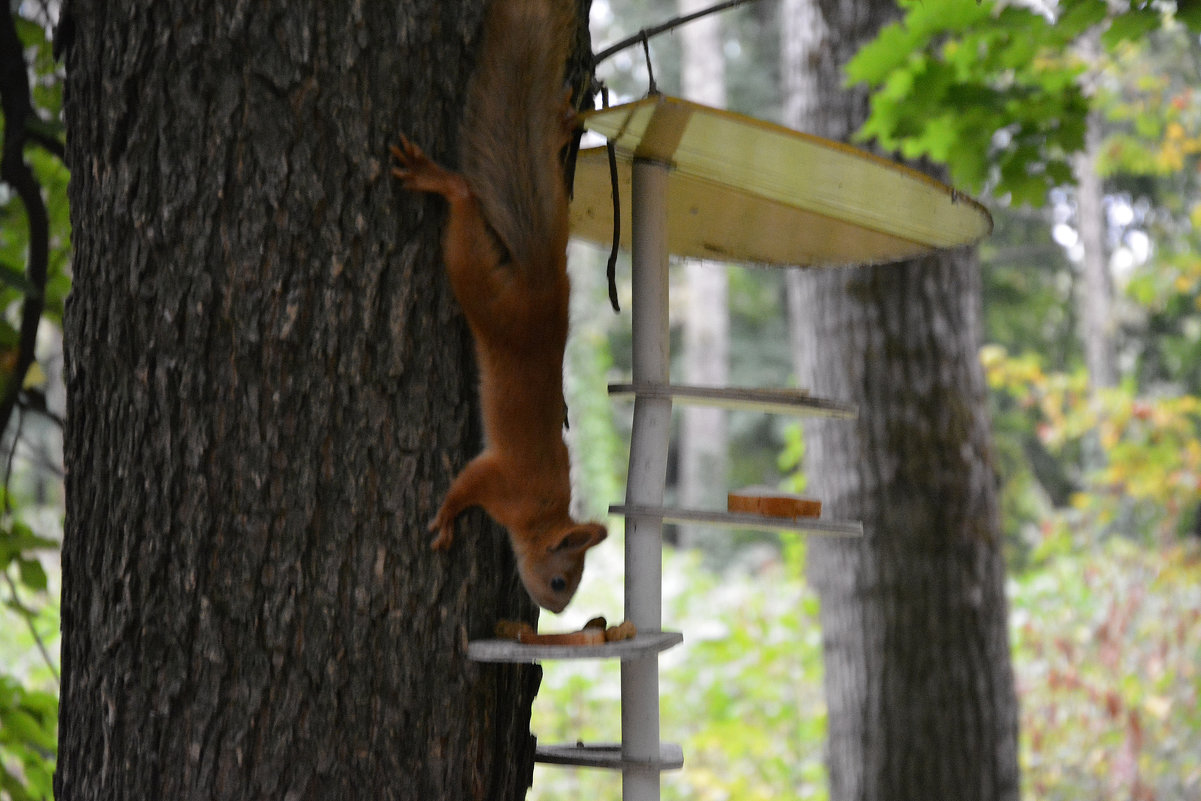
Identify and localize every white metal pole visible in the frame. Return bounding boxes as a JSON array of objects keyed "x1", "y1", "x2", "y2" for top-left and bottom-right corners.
[{"x1": 622, "y1": 158, "x2": 672, "y2": 801}]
